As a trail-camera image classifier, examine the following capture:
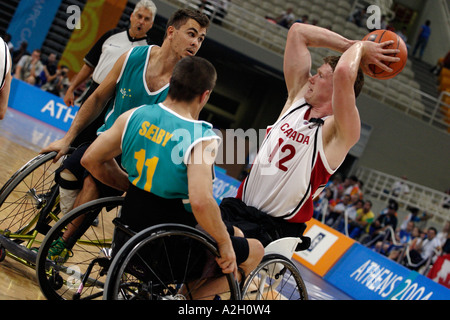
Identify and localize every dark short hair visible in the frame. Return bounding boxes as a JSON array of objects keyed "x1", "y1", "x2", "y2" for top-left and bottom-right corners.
[
  {"x1": 168, "y1": 56, "x2": 217, "y2": 102},
  {"x1": 164, "y1": 8, "x2": 210, "y2": 38},
  {"x1": 323, "y1": 55, "x2": 365, "y2": 98}
]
